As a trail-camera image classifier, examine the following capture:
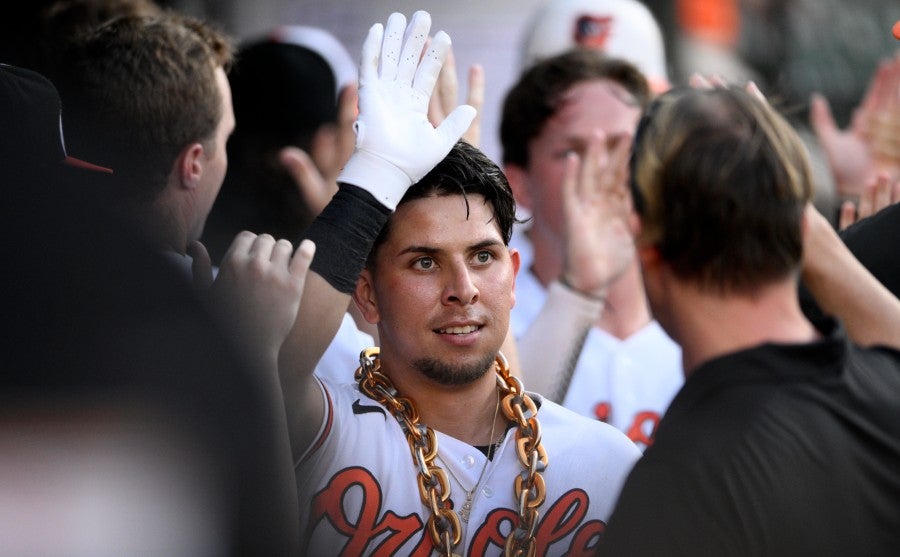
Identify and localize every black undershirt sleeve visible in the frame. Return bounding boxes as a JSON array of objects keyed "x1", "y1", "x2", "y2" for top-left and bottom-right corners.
[{"x1": 302, "y1": 184, "x2": 391, "y2": 294}]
